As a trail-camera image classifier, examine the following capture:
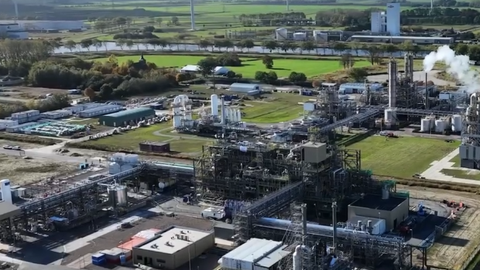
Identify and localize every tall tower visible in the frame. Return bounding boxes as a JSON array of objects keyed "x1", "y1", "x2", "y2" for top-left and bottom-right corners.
[
  {"x1": 189, "y1": 0, "x2": 195, "y2": 30},
  {"x1": 388, "y1": 60, "x2": 397, "y2": 108},
  {"x1": 386, "y1": 3, "x2": 401, "y2": 35}
]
